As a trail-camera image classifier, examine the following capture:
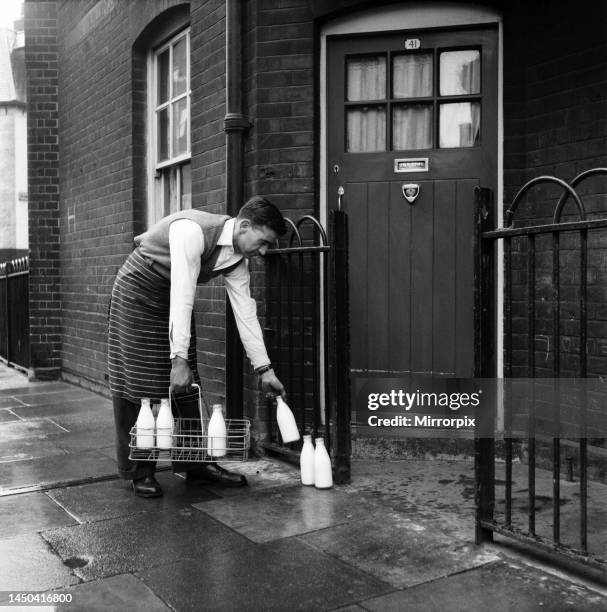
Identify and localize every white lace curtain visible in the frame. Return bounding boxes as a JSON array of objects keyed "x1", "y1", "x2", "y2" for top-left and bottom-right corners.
[
  {"x1": 393, "y1": 105, "x2": 432, "y2": 150},
  {"x1": 393, "y1": 54, "x2": 432, "y2": 98},
  {"x1": 347, "y1": 54, "x2": 433, "y2": 152},
  {"x1": 345, "y1": 51, "x2": 480, "y2": 151},
  {"x1": 347, "y1": 56, "x2": 386, "y2": 152}
]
